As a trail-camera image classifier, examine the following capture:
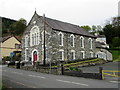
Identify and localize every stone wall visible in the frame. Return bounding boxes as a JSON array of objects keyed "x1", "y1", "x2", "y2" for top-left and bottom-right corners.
[{"x1": 22, "y1": 13, "x2": 96, "y2": 65}]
